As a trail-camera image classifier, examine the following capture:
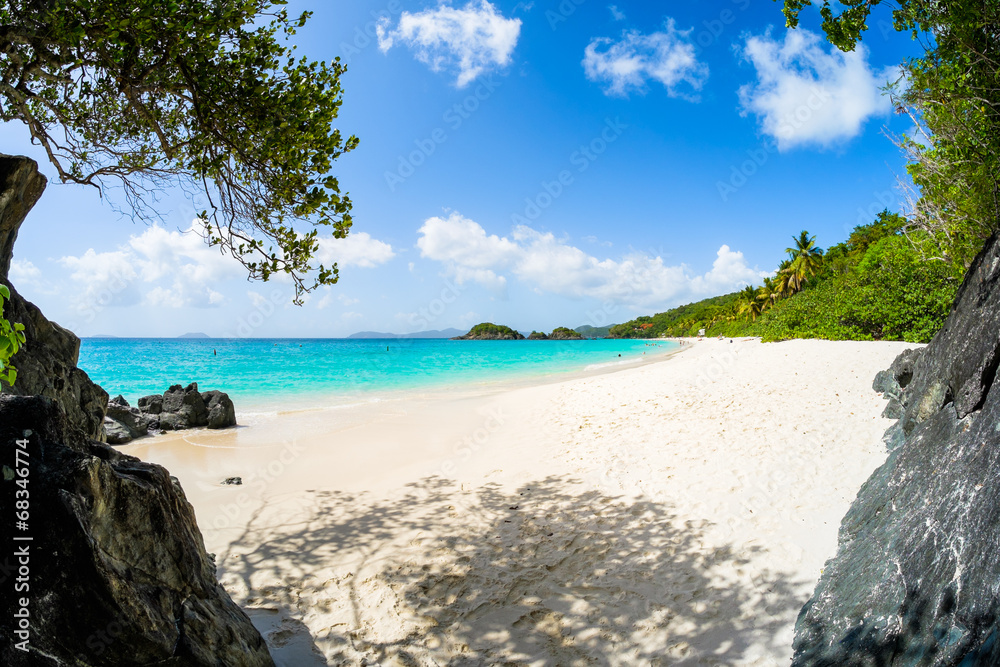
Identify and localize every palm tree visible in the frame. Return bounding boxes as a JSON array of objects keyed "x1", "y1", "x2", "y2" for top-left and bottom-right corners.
[
  {"x1": 774, "y1": 259, "x2": 795, "y2": 297},
  {"x1": 786, "y1": 230, "x2": 824, "y2": 290},
  {"x1": 738, "y1": 285, "x2": 763, "y2": 321},
  {"x1": 758, "y1": 277, "x2": 779, "y2": 311}
]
